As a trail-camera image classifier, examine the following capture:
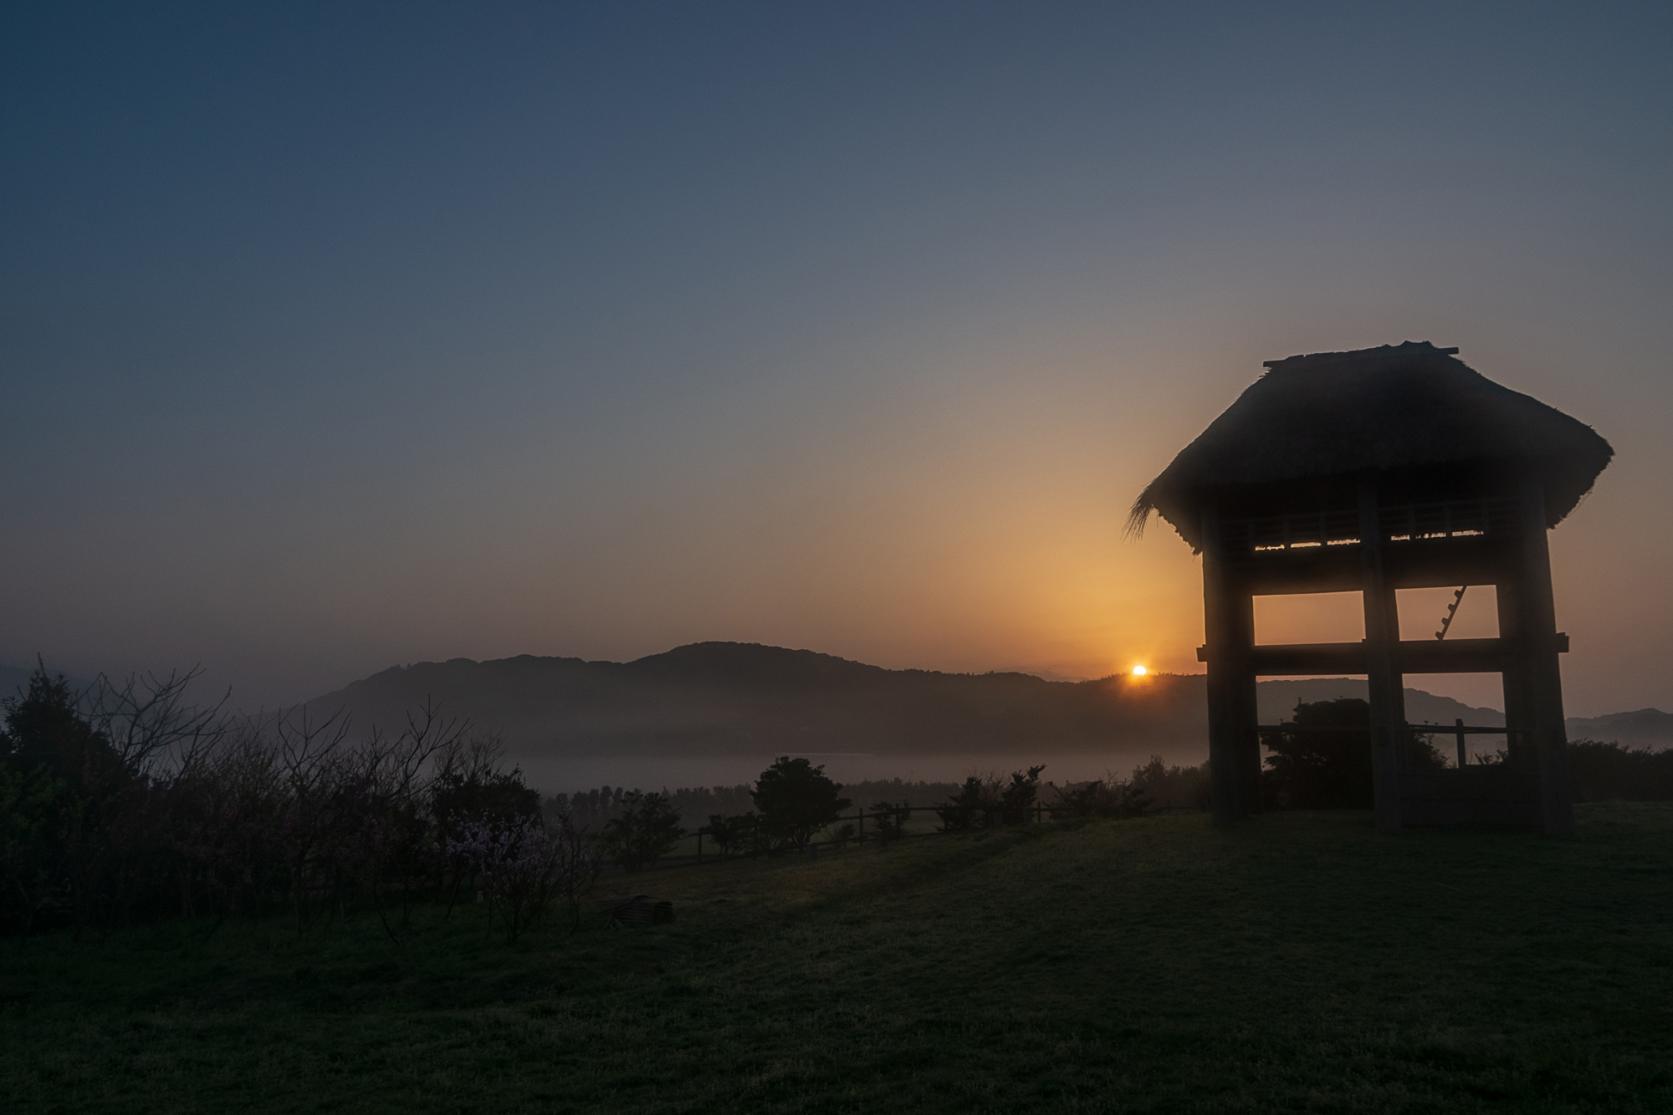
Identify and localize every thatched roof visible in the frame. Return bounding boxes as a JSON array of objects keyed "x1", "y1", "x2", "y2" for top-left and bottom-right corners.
[{"x1": 1129, "y1": 341, "x2": 1613, "y2": 549}]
